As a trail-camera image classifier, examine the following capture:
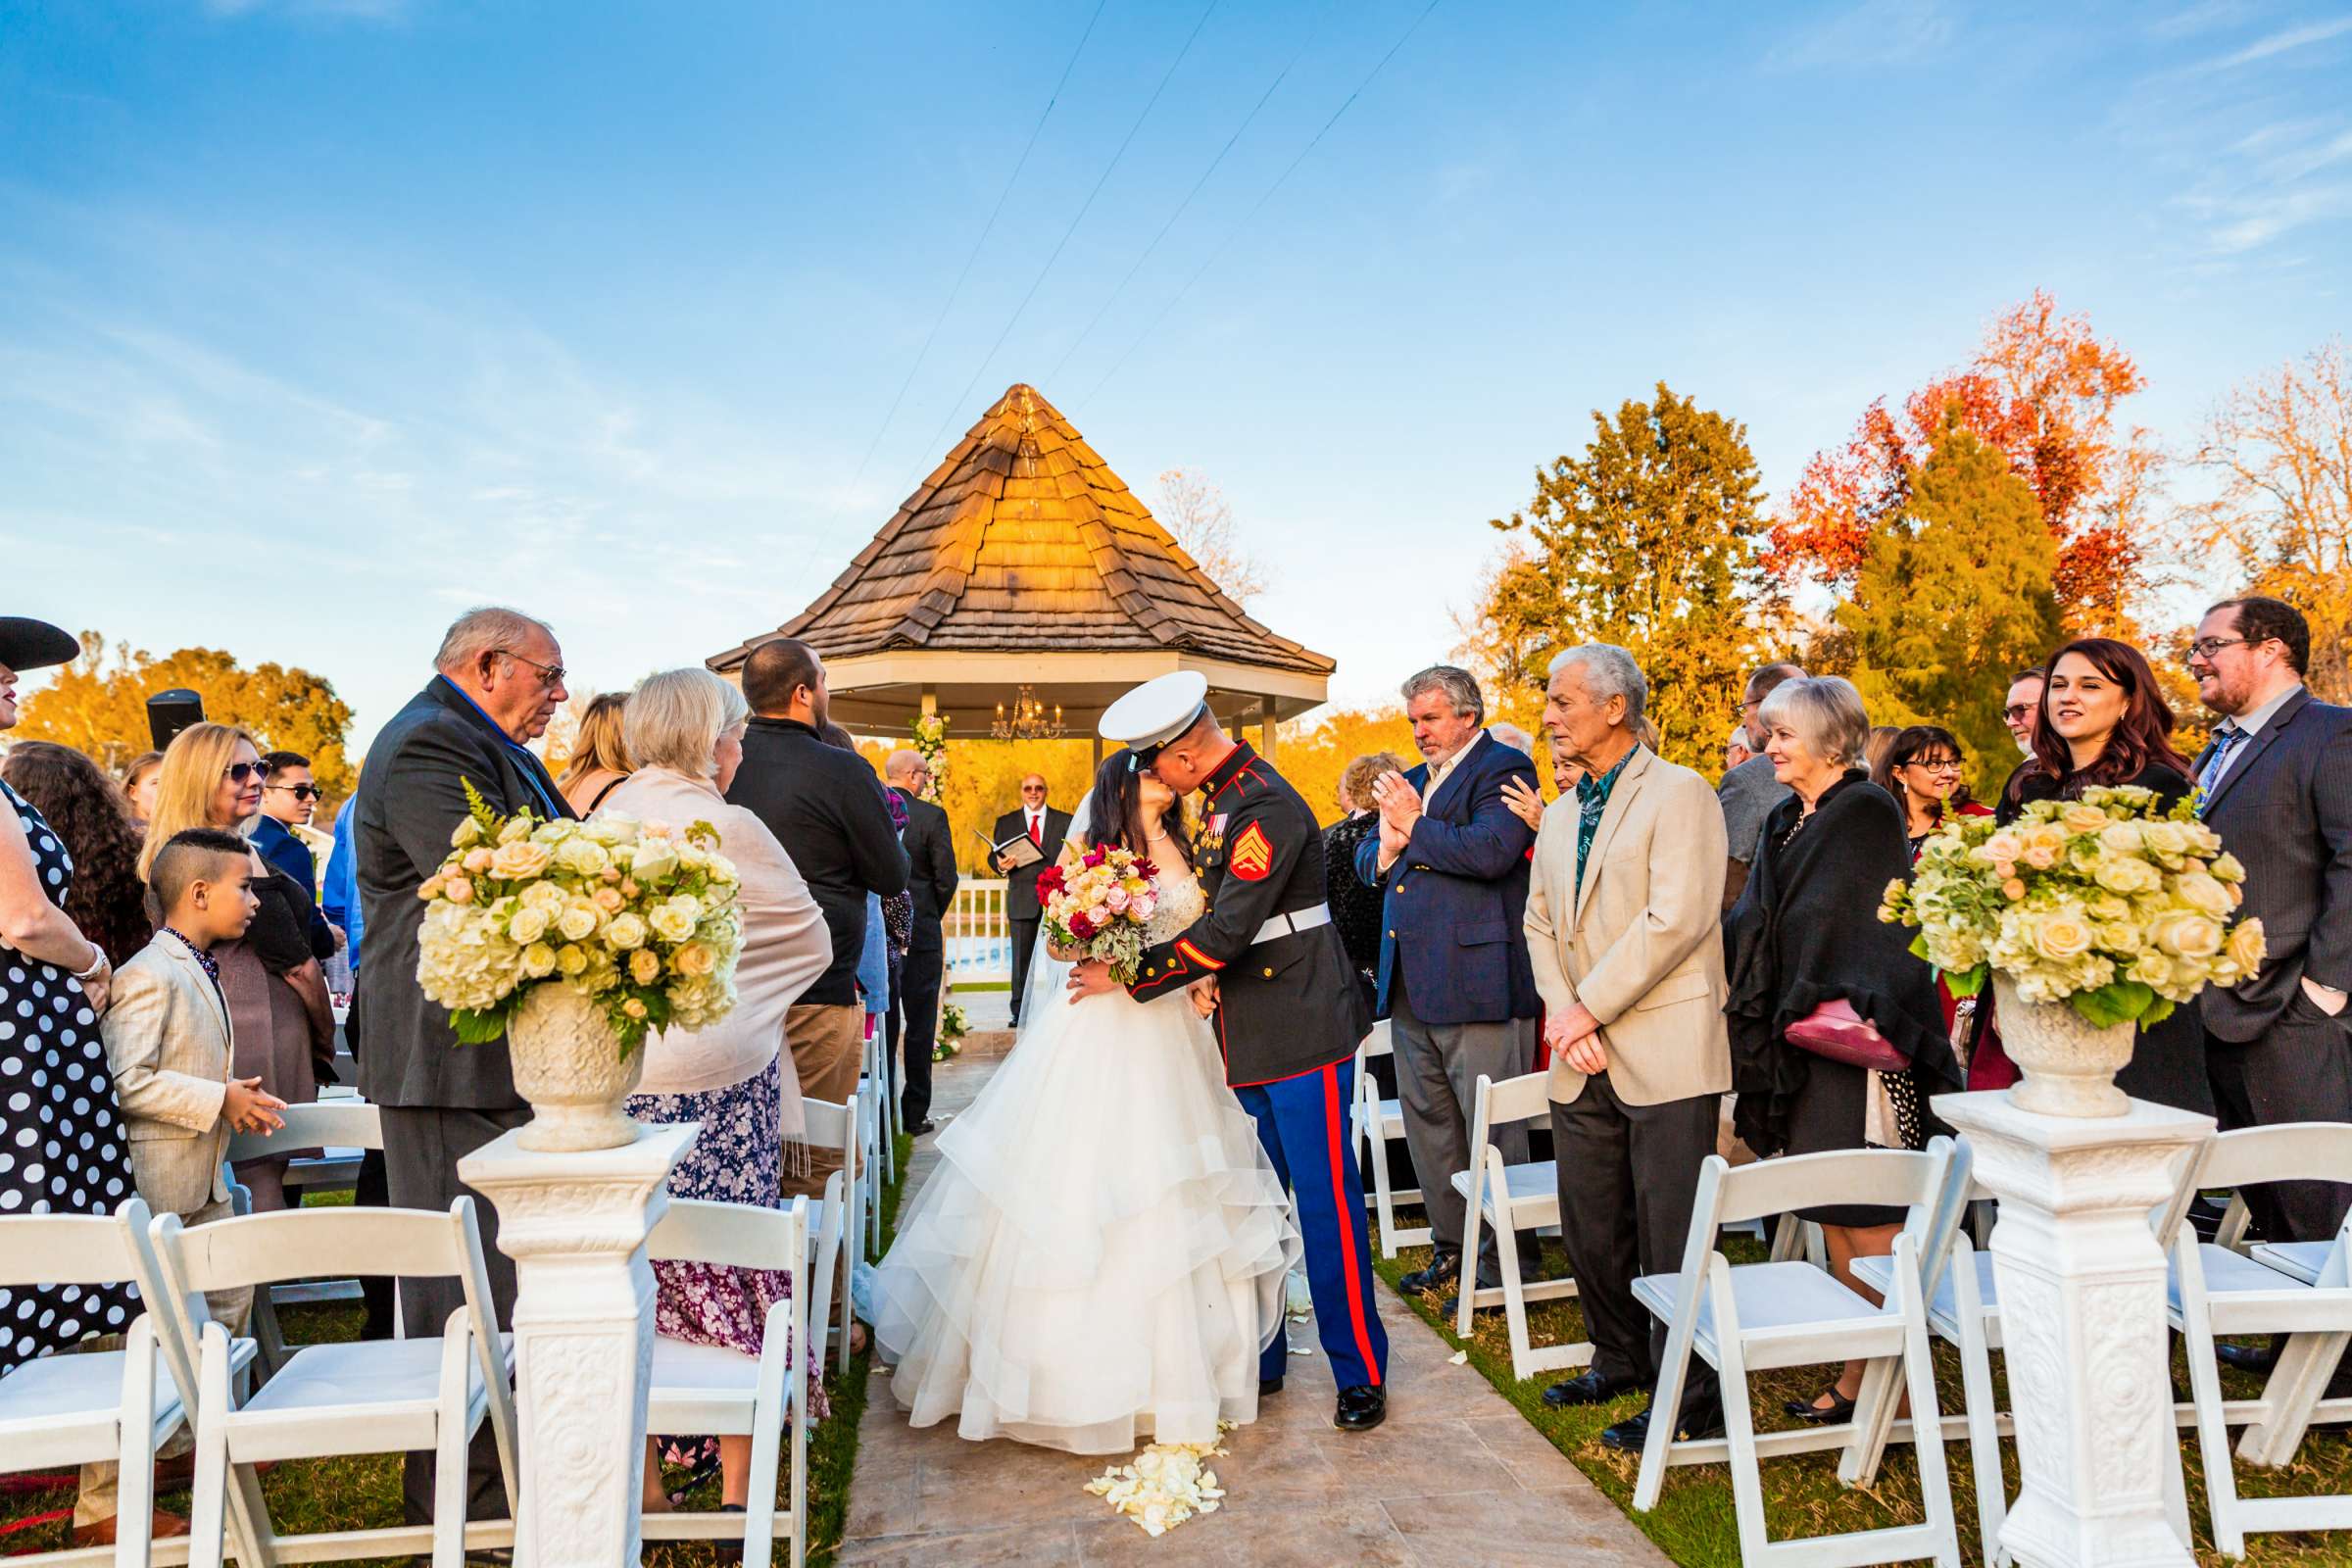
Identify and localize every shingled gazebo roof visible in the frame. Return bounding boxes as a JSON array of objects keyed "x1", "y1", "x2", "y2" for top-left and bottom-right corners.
[{"x1": 710, "y1": 383, "x2": 1335, "y2": 741}]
